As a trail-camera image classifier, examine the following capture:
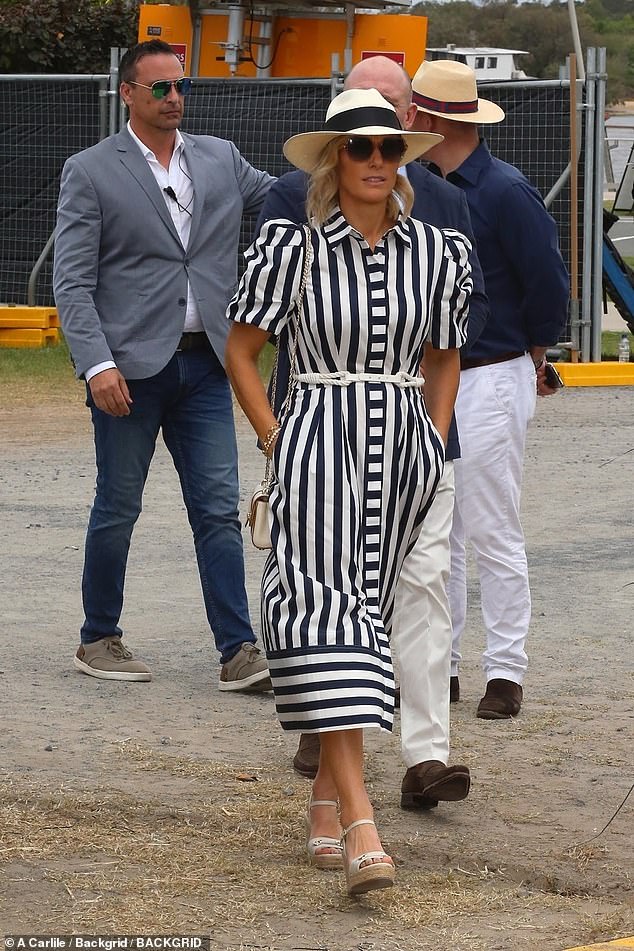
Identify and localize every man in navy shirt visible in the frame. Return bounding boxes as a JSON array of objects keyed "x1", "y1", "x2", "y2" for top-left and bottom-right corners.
[
  {"x1": 412, "y1": 59, "x2": 569, "y2": 719},
  {"x1": 256, "y1": 55, "x2": 489, "y2": 813}
]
